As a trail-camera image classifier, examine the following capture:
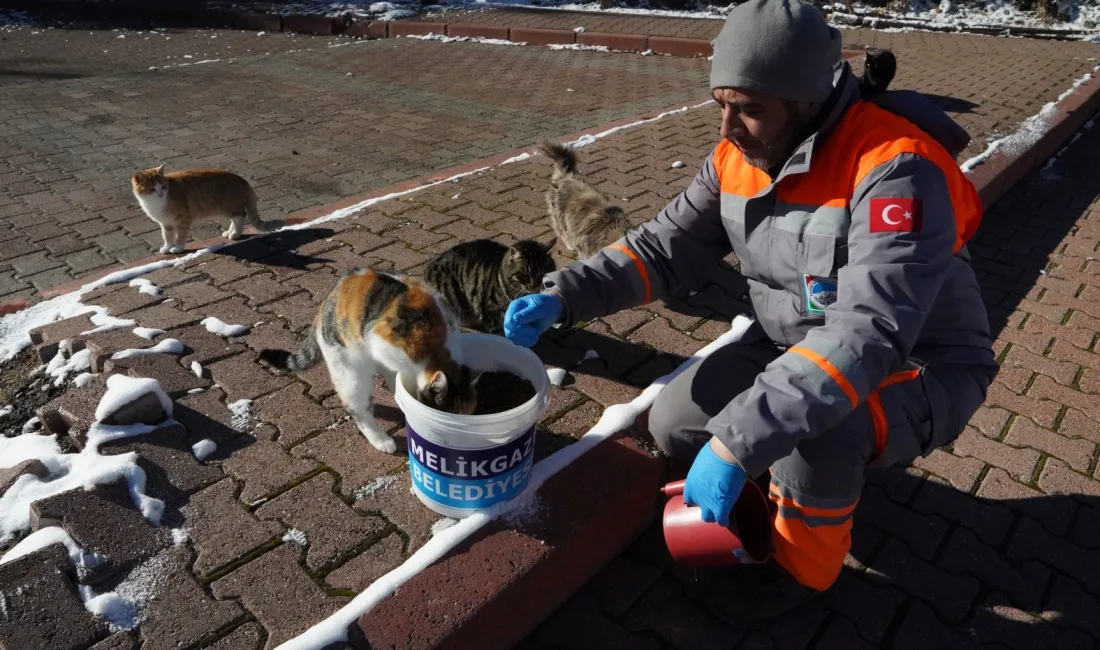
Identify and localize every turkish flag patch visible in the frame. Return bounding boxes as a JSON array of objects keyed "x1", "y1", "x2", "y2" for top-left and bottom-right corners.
[{"x1": 869, "y1": 198, "x2": 923, "y2": 234}]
